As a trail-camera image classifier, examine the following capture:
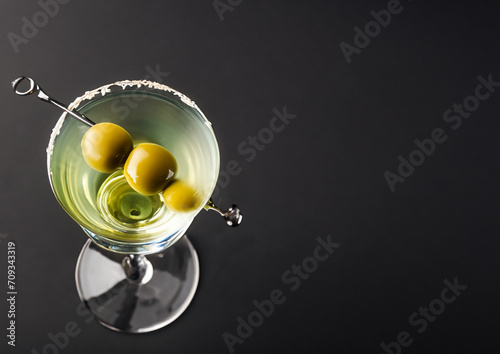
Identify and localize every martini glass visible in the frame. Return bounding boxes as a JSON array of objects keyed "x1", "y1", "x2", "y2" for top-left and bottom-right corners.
[{"x1": 13, "y1": 78, "x2": 241, "y2": 333}]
